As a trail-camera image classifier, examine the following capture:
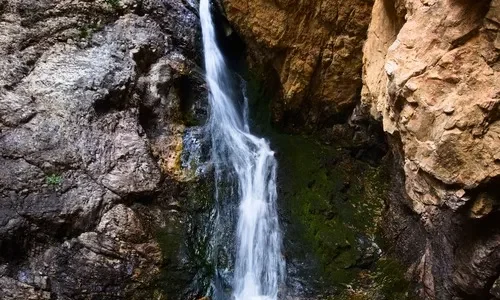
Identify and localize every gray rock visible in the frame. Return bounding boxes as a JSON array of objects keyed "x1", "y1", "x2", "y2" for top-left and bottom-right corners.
[
  {"x1": 491, "y1": 276, "x2": 500, "y2": 299},
  {"x1": 0, "y1": 0, "x2": 208, "y2": 298}
]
